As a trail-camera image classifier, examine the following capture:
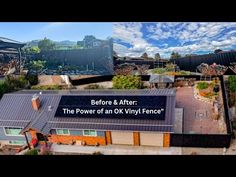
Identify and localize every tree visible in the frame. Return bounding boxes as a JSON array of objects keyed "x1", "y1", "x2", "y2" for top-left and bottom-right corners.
[
  {"x1": 214, "y1": 49, "x2": 223, "y2": 54},
  {"x1": 170, "y1": 52, "x2": 181, "y2": 59},
  {"x1": 154, "y1": 53, "x2": 161, "y2": 60},
  {"x1": 38, "y1": 38, "x2": 55, "y2": 51},
  {"x1": 30, "y1": 60, "x2": 46, "y2": 73},
  {"x1": 0, "y1": 81, "x2": 10, "y2": 98},
  {"x1": 24, "y1": 46, "x2": 40, "y2": 54},
  {"x1": 141, "y1": 52, "x2": 148, "y2": 59},
  {"x1": 112, "y1": 75, "x2": 142, "y2": 89},
  {"x1": 26, "y1": 75, "x2": 39, "y2": 86},
  {"x1": 228, "y1": 75, "x2": 236, "y2": 107},
  {"x1": 5, "y1": 75, "x2": 28, "y2": 90}
]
